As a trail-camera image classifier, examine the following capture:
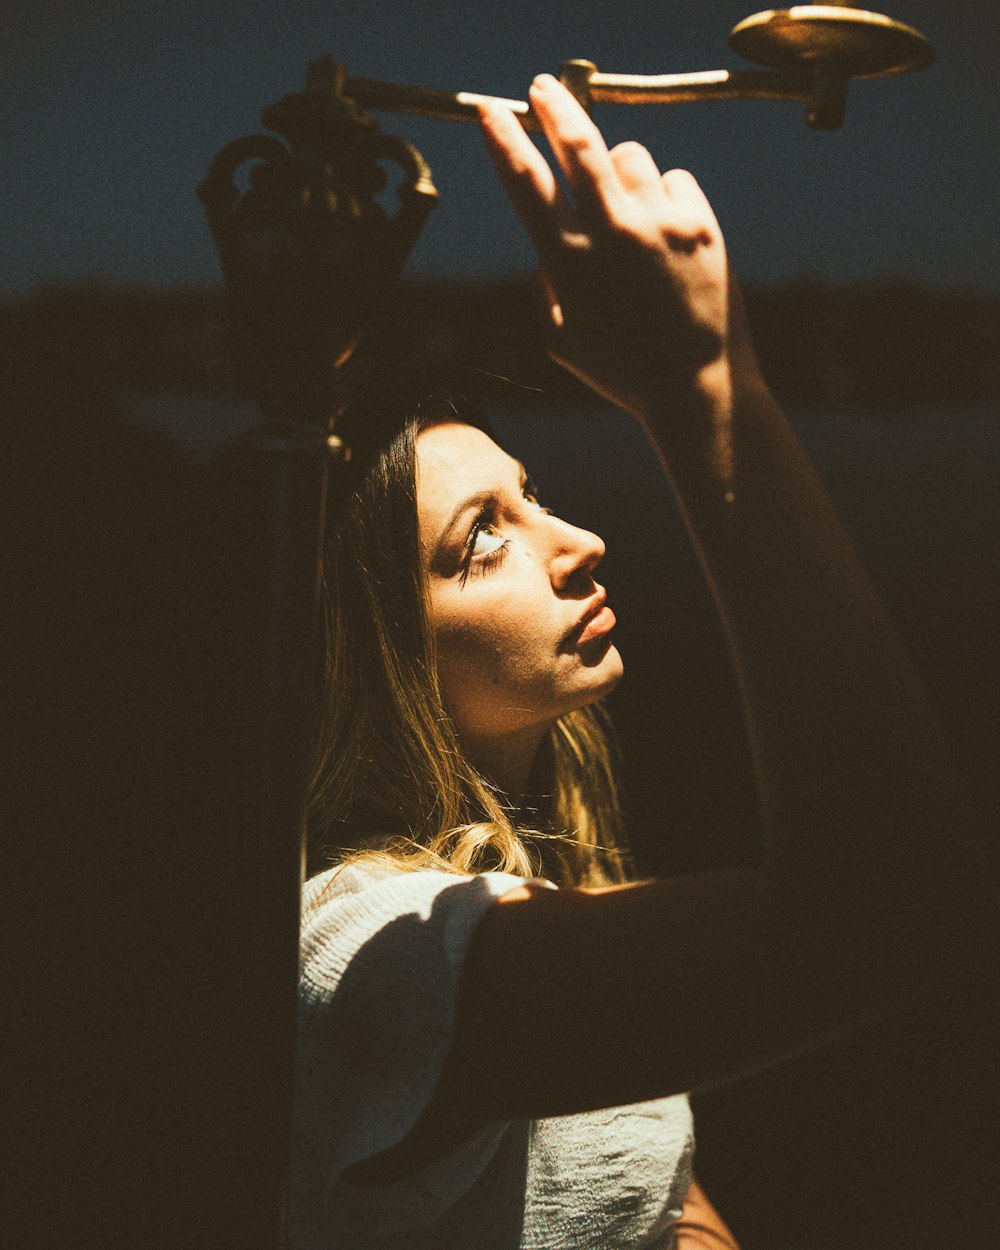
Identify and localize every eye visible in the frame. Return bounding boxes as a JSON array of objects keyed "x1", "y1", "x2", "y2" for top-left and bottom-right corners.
[
  {"x1": 459, "y1": 510, "x2": 511, "y2": 585},
  {"x1": 523, "y1": 477, "x2": 551, "y2": 514},
  {"x1": 470, "y1": 524, "x2": 507, "y2": 557}
]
